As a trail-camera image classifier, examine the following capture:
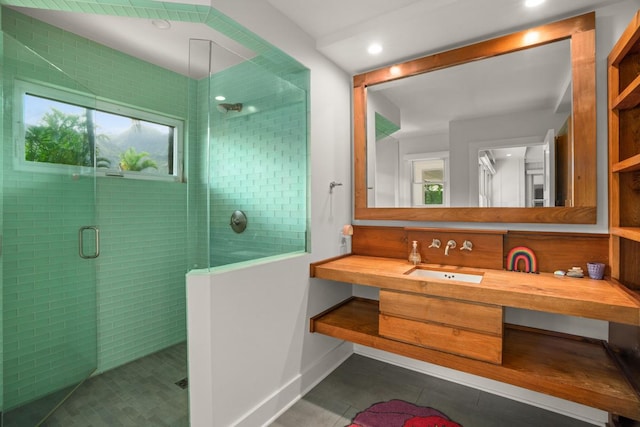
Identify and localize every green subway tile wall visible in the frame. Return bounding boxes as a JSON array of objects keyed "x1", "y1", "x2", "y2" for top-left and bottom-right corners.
[
  {"x1": 2, "y1": 28, "x2": 102, "y2": 411},
  {"x1": 208, "y1": 62, "x2": 308, "y2": 265},
  {"x1": 187, "y1": 78, "x2": 211, "y2": 270},
  {"x1": 2, "y1": 171, "x2": 98, "y2": 410},
  {"x1": 2, "y1": 7, "x2": 188, "y2": 408},
  {"x1": 0, "y1": 8, "x2": 5, "y2": 412},
  {"x1": 96, "y1": 179, "x2": 187, "y2": 371}
]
